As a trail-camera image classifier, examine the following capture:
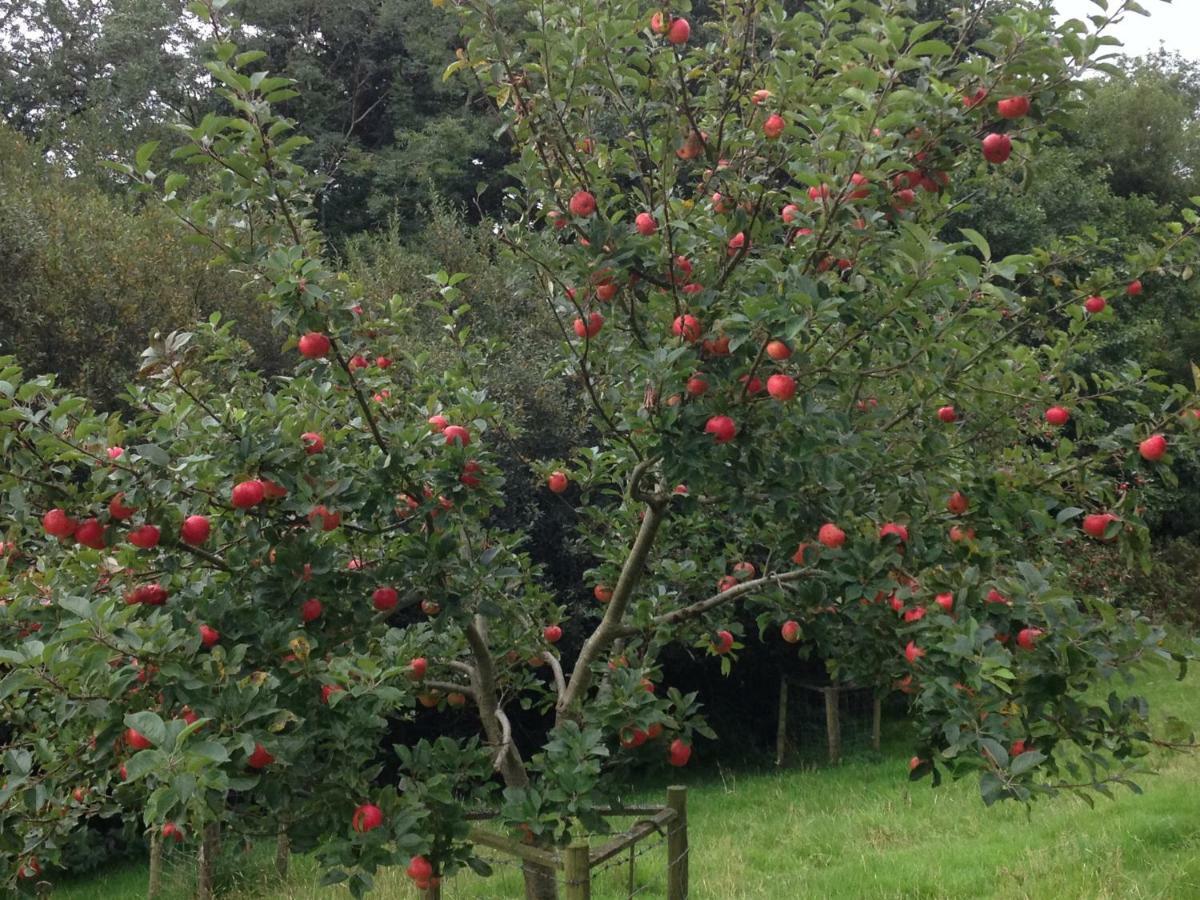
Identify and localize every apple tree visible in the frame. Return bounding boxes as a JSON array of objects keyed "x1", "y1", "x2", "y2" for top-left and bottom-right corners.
[{"x1": 3, "y1": 0, "x2": 1200, "y2": 898}]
